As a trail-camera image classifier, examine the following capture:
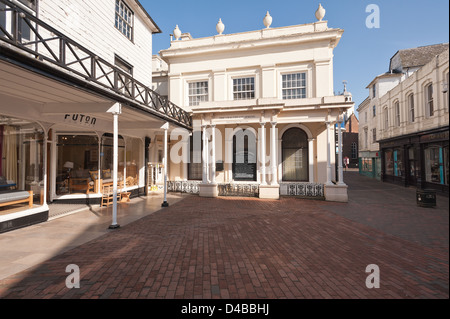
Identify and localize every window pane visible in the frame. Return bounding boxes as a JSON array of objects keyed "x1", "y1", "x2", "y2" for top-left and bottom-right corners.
[
  {"x1": 188, "y1": 81, "x2": 208, "y2": 106},
  {"x1": 233, "y1": 77, "x2": 255, "y2": 100},
  {"x1": 282, "y1": 73, "x2": 306, "y2": 99}
]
